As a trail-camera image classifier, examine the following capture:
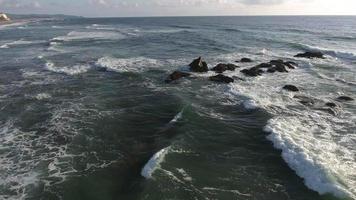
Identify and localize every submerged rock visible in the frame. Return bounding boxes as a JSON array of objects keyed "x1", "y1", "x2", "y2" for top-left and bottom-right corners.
[
  {"x1": 209, "y1": 74, "x2": 234, "y2": 83},
  {"x1": 189, "y1": 57, "x2": 209, "y2": 72},
  {"x1": 283, "y1": 85, "x2": 299, "y2": 92},
  {"x1": 256, "y1": 63, "x2": 273, "y2": 68},
  {"x1": 294, "y1": 51, "x2": 325, "y2": 59},
  {"x1": 325, "y1": 102, "x2": 337, "y2": 108},
  {"x1": 240, "y1": 67, "x2": 263, "y2": 77},
  {"x1": 337, "y1": 96, "x2": 354, "y2": 101},
  {"x1": 165, "y1": 71, "x2": 191, "y2": 83},
  {"x1": 269, "y1": 59, "x2": 284, "y2": 65},
  {"x1": 293, "y1": 95, "x2": 315, "y2": 106},
  {"x1": 211, "y1": 63, "x2": 238, "y2": 73},
  {"x1": 284, "y1": 61, "x2": 298, "y2": 69},
  {"x1": 239, "y1": 58, "x2": 253, "y2": 63}
]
